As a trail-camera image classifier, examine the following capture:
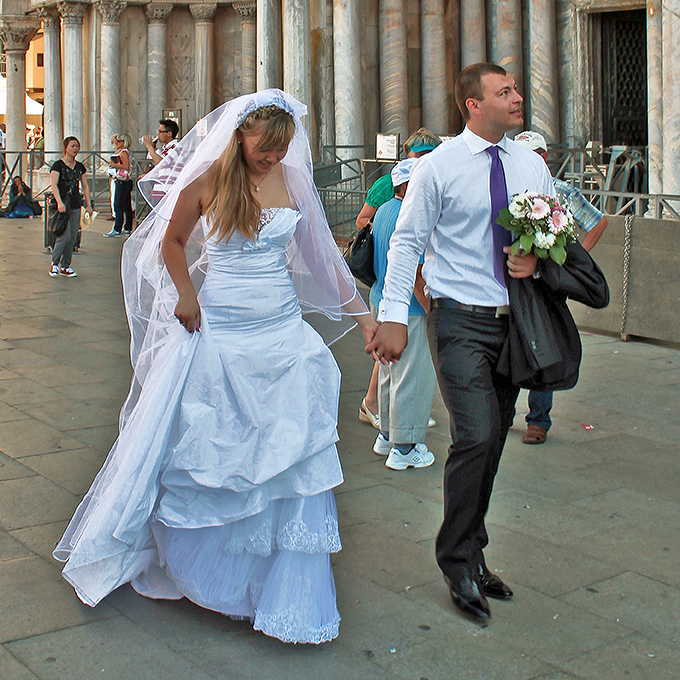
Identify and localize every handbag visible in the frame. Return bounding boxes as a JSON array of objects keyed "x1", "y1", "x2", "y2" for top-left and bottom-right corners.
[
  {"x1": 48, "y1": 195, "x2": 70, "y2": 237},
  {"x1": 343, "y1": 223, "x2": 376, "y2": 287}
]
